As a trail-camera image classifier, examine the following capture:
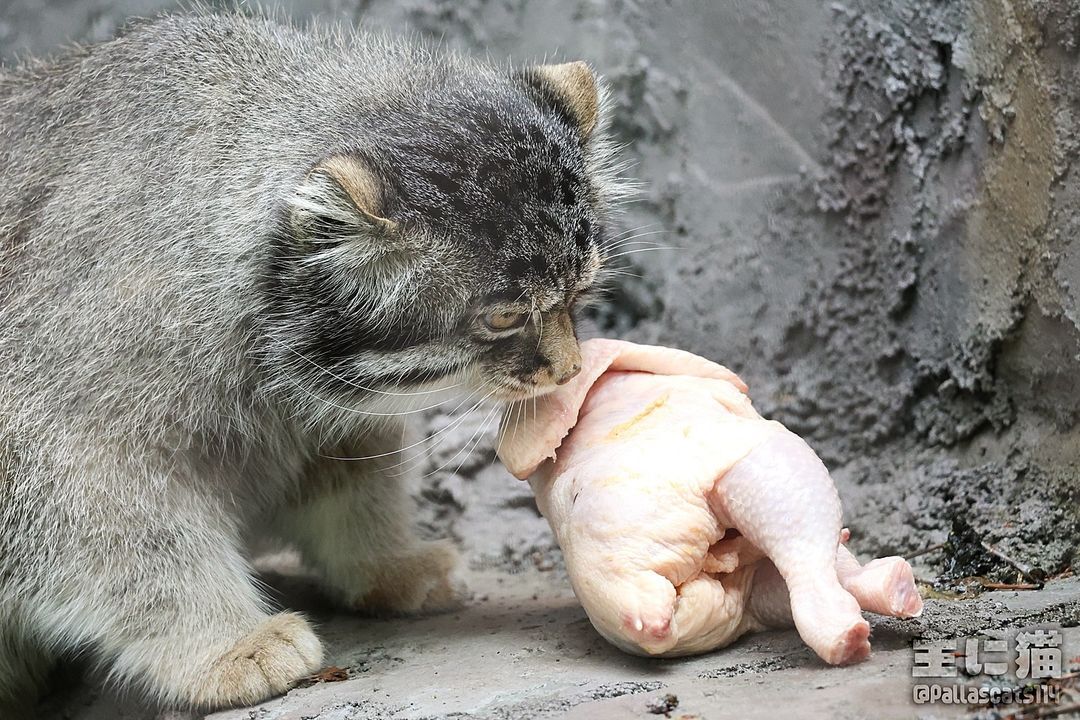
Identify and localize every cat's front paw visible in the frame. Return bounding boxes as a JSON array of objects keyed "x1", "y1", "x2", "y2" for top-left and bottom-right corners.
[
  {"x1": 192, "y1": 612, "x2": 323, "y2": 709},
  {"x1": 353, "y1": 540, "x2": 467, "y2": 615}
]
